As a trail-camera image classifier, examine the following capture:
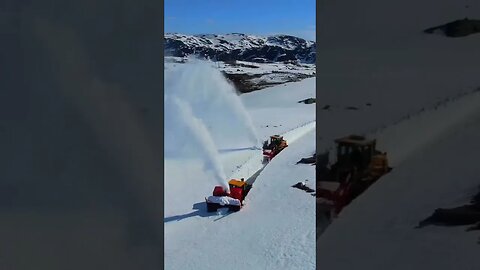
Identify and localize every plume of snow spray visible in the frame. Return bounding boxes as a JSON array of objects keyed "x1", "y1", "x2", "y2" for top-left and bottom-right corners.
[
  {"x1": 165, "y1": 95, "x2": 229, "y2": 190},
  {"x1": 165, "y1": 58, "x2": 260, "y2": 149}
]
